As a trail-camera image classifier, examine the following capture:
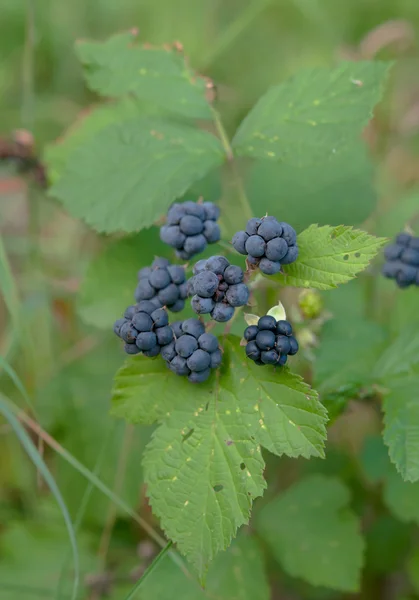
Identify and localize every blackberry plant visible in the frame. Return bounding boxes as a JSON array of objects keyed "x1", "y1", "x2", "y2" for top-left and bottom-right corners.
[{"x1": 41, "y1": 28, "x2": 419, "y2": 598}]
